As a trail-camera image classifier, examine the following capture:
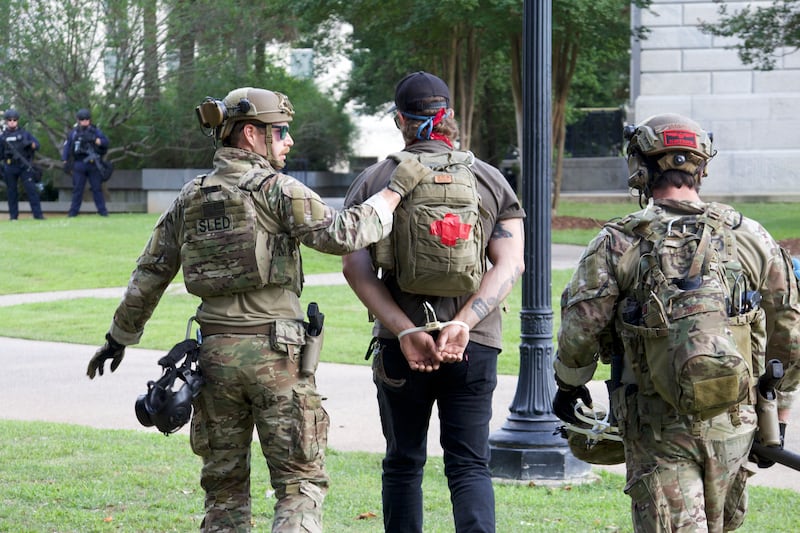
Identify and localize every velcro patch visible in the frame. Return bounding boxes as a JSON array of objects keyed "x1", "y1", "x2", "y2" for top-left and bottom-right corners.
[
  {"x1": 202, "y1": 200, "x2": 225, "y2": 218},
  {"x1": 662, "y1": 129, "x2": 698, "y2": 149},
  {"x1": 434, "y1": 173, "x2": 453, "y2": 184}
]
